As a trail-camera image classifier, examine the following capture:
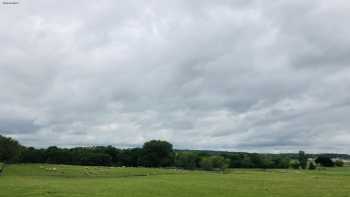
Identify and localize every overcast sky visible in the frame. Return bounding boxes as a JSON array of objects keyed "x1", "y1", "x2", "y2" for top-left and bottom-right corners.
[{"x1": 1, "y1": 0, "x2": 350, "y2": 153}]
